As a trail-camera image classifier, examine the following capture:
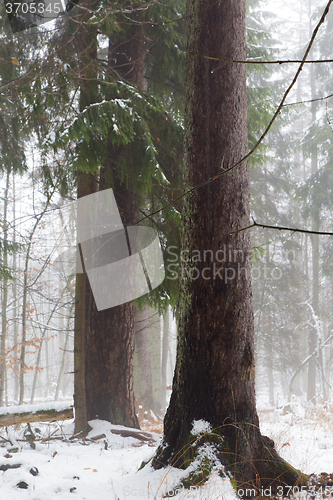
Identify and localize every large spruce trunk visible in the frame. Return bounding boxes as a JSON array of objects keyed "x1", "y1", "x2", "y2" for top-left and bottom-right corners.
[
  {"x1": 153, "y1": 0, "x2": 305, "y2": 491},
  {"x1": 84, "y1": 165, "x2": 139, "y2": 428},
  {"x1": 74, "y1": 172, "x2": 97, "y2": 433},
  {"x1": 84, "y1": 25, "x2": 145, "y2": 428},
  {"x1": 73, "y1": 8, "x2": 99, "y2": 433}
]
